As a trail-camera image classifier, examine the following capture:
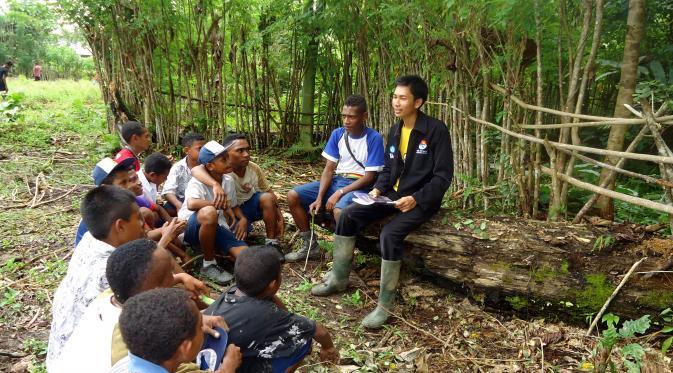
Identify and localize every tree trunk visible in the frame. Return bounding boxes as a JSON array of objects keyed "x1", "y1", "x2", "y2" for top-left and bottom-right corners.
[
  {"x1": 596, "y1": 0, "x2": 647, "y2": 220},
  {"x1": 298, "y1": 0, "x2": 322, "y2": 147},
  {"x1": 358, "y1": 212, "x2": 672, "y2": 321}
]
